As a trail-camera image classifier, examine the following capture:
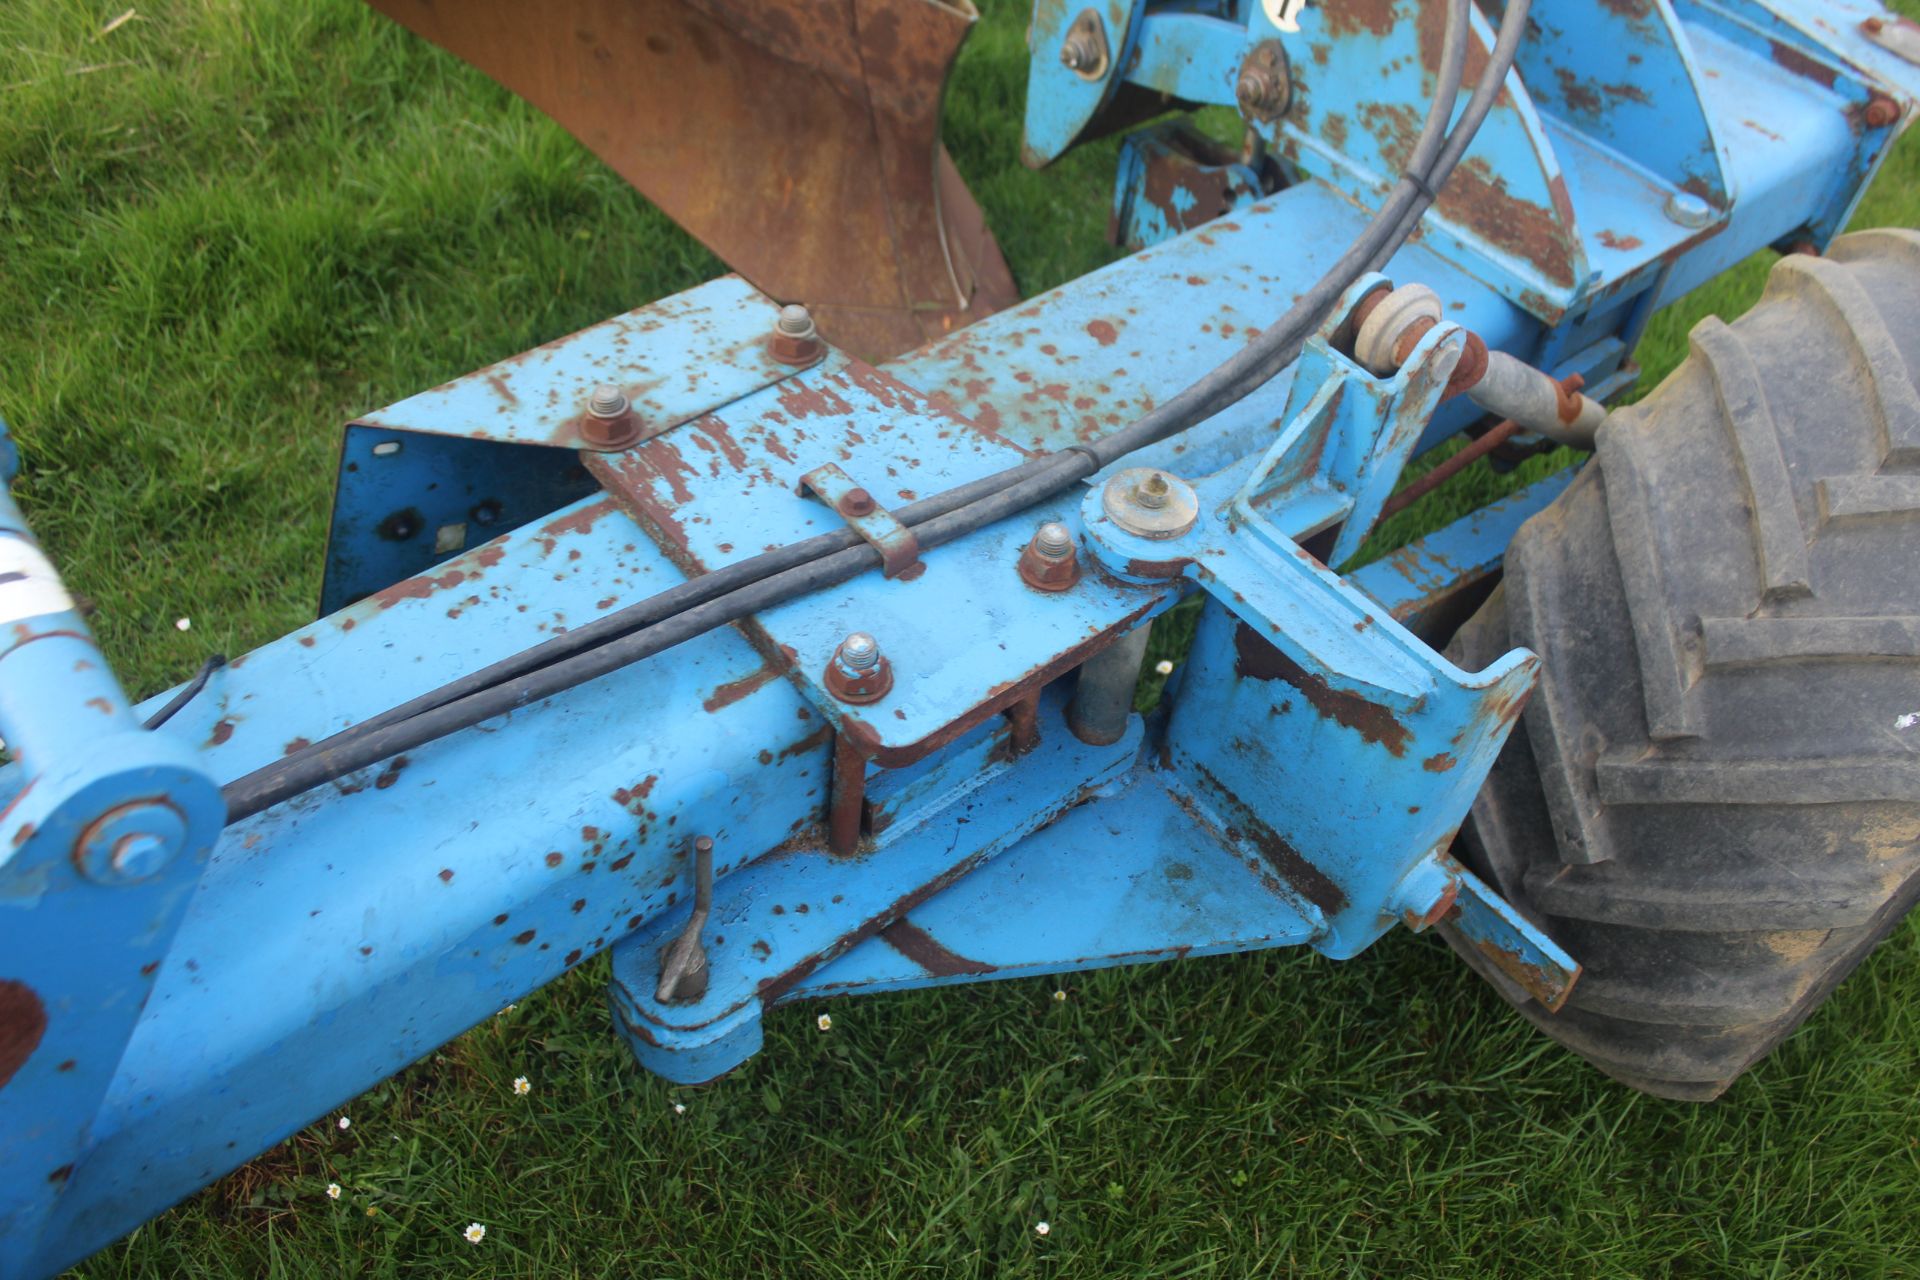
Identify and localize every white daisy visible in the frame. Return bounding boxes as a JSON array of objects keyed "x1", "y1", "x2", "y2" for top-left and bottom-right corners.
[
  {"x1": 1035, "y1": 1221, "x2": 1051, "y2": 1237},
  {"x1": 1052, "y1": 989, "x2": 1067, "y2": 1002},
  {"x1": 336, "y1": 1116, "x2": 351, "y2": 1131},
  {"x1": 463, "y1": 1222, "x2": 486, "y2": 1244},
  {"x1": 1154, "y1": 659, "x2": 1174, "y2": 675},
  {"x1": 816, "y1": 1013, "x2": 832, "y2": 1032},
  {"x1": 174, "y1": 617, "x2": 192, "y2": 632},
  {"x1": 326, "y1": 1183, "x2": 341, "y2": 1200},
  {"x1": 512, "y1": 1076, "x2": 530, "y2": 1096},
  {"x1": 673, "y1": 1102, "x2": 687, "y2": 1115}
]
